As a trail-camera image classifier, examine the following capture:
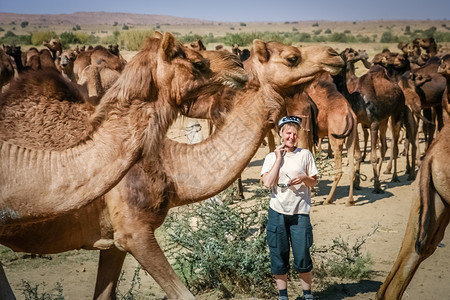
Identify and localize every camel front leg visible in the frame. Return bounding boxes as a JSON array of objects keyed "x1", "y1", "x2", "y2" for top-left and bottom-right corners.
[
  {"x1": 324, "y1": 137, "x2": 342, "y2": 205},
  {"x1": 376, "y1": 193, "x2": 450, "y2": 299},
  {"x1": 389, "y1": 117, "x2": 402, "y2": 183},
  {"x1": 93, "y1": 247, "x2": 127, "y2": 300},
  {"x1": 345, "y1": 126, "x2": 357, "y2": 206},
  {"x1": 125, "y1": 229, "x2": 195, "y2": 300},
  {"x1": 0, "y1": 262, "x2": 15, "y2": 300},
  {"x1": 370, "y1": 123, "x2": 383, "y2": 193}
]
